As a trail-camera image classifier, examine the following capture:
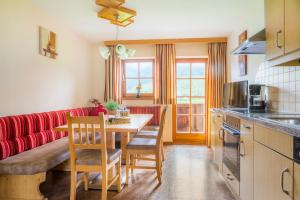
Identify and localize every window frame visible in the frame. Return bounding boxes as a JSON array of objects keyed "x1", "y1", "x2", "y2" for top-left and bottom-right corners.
[{"x1": 122, "y1": 58, "x2": 155, "y2": 100}]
